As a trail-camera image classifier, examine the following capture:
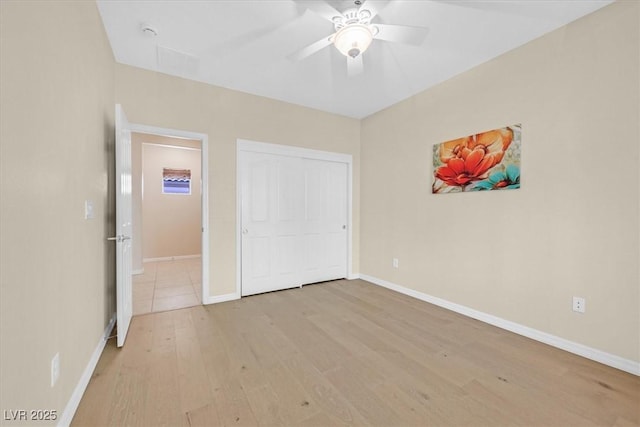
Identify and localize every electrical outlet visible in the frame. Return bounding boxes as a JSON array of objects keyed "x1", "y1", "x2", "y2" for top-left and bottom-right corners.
[
  {"x1": 572, "y1": 297, "x2": 586, "y2": 313},
  {"x1": 51, "y1": 353, "x2": 60, "y2": 387},
  {"x1": 392, "y1": 258, "x2": 399, "y2": 269}
]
